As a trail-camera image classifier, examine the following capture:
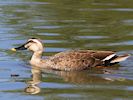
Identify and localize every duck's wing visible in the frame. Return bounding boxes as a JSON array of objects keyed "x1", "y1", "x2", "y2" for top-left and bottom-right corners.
[
  {"x1": 54, "y1": 50, "x2": 115, "y2": 60},
  {"x1": 53, "y1": 50, "x2": 115, "y2": 60},
  {"x1": 90, "y1": 50, "x2": 115, "y2": 60},
  {"x1": 47, "y1": 50, "x2": 116, "y2": 71}
]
